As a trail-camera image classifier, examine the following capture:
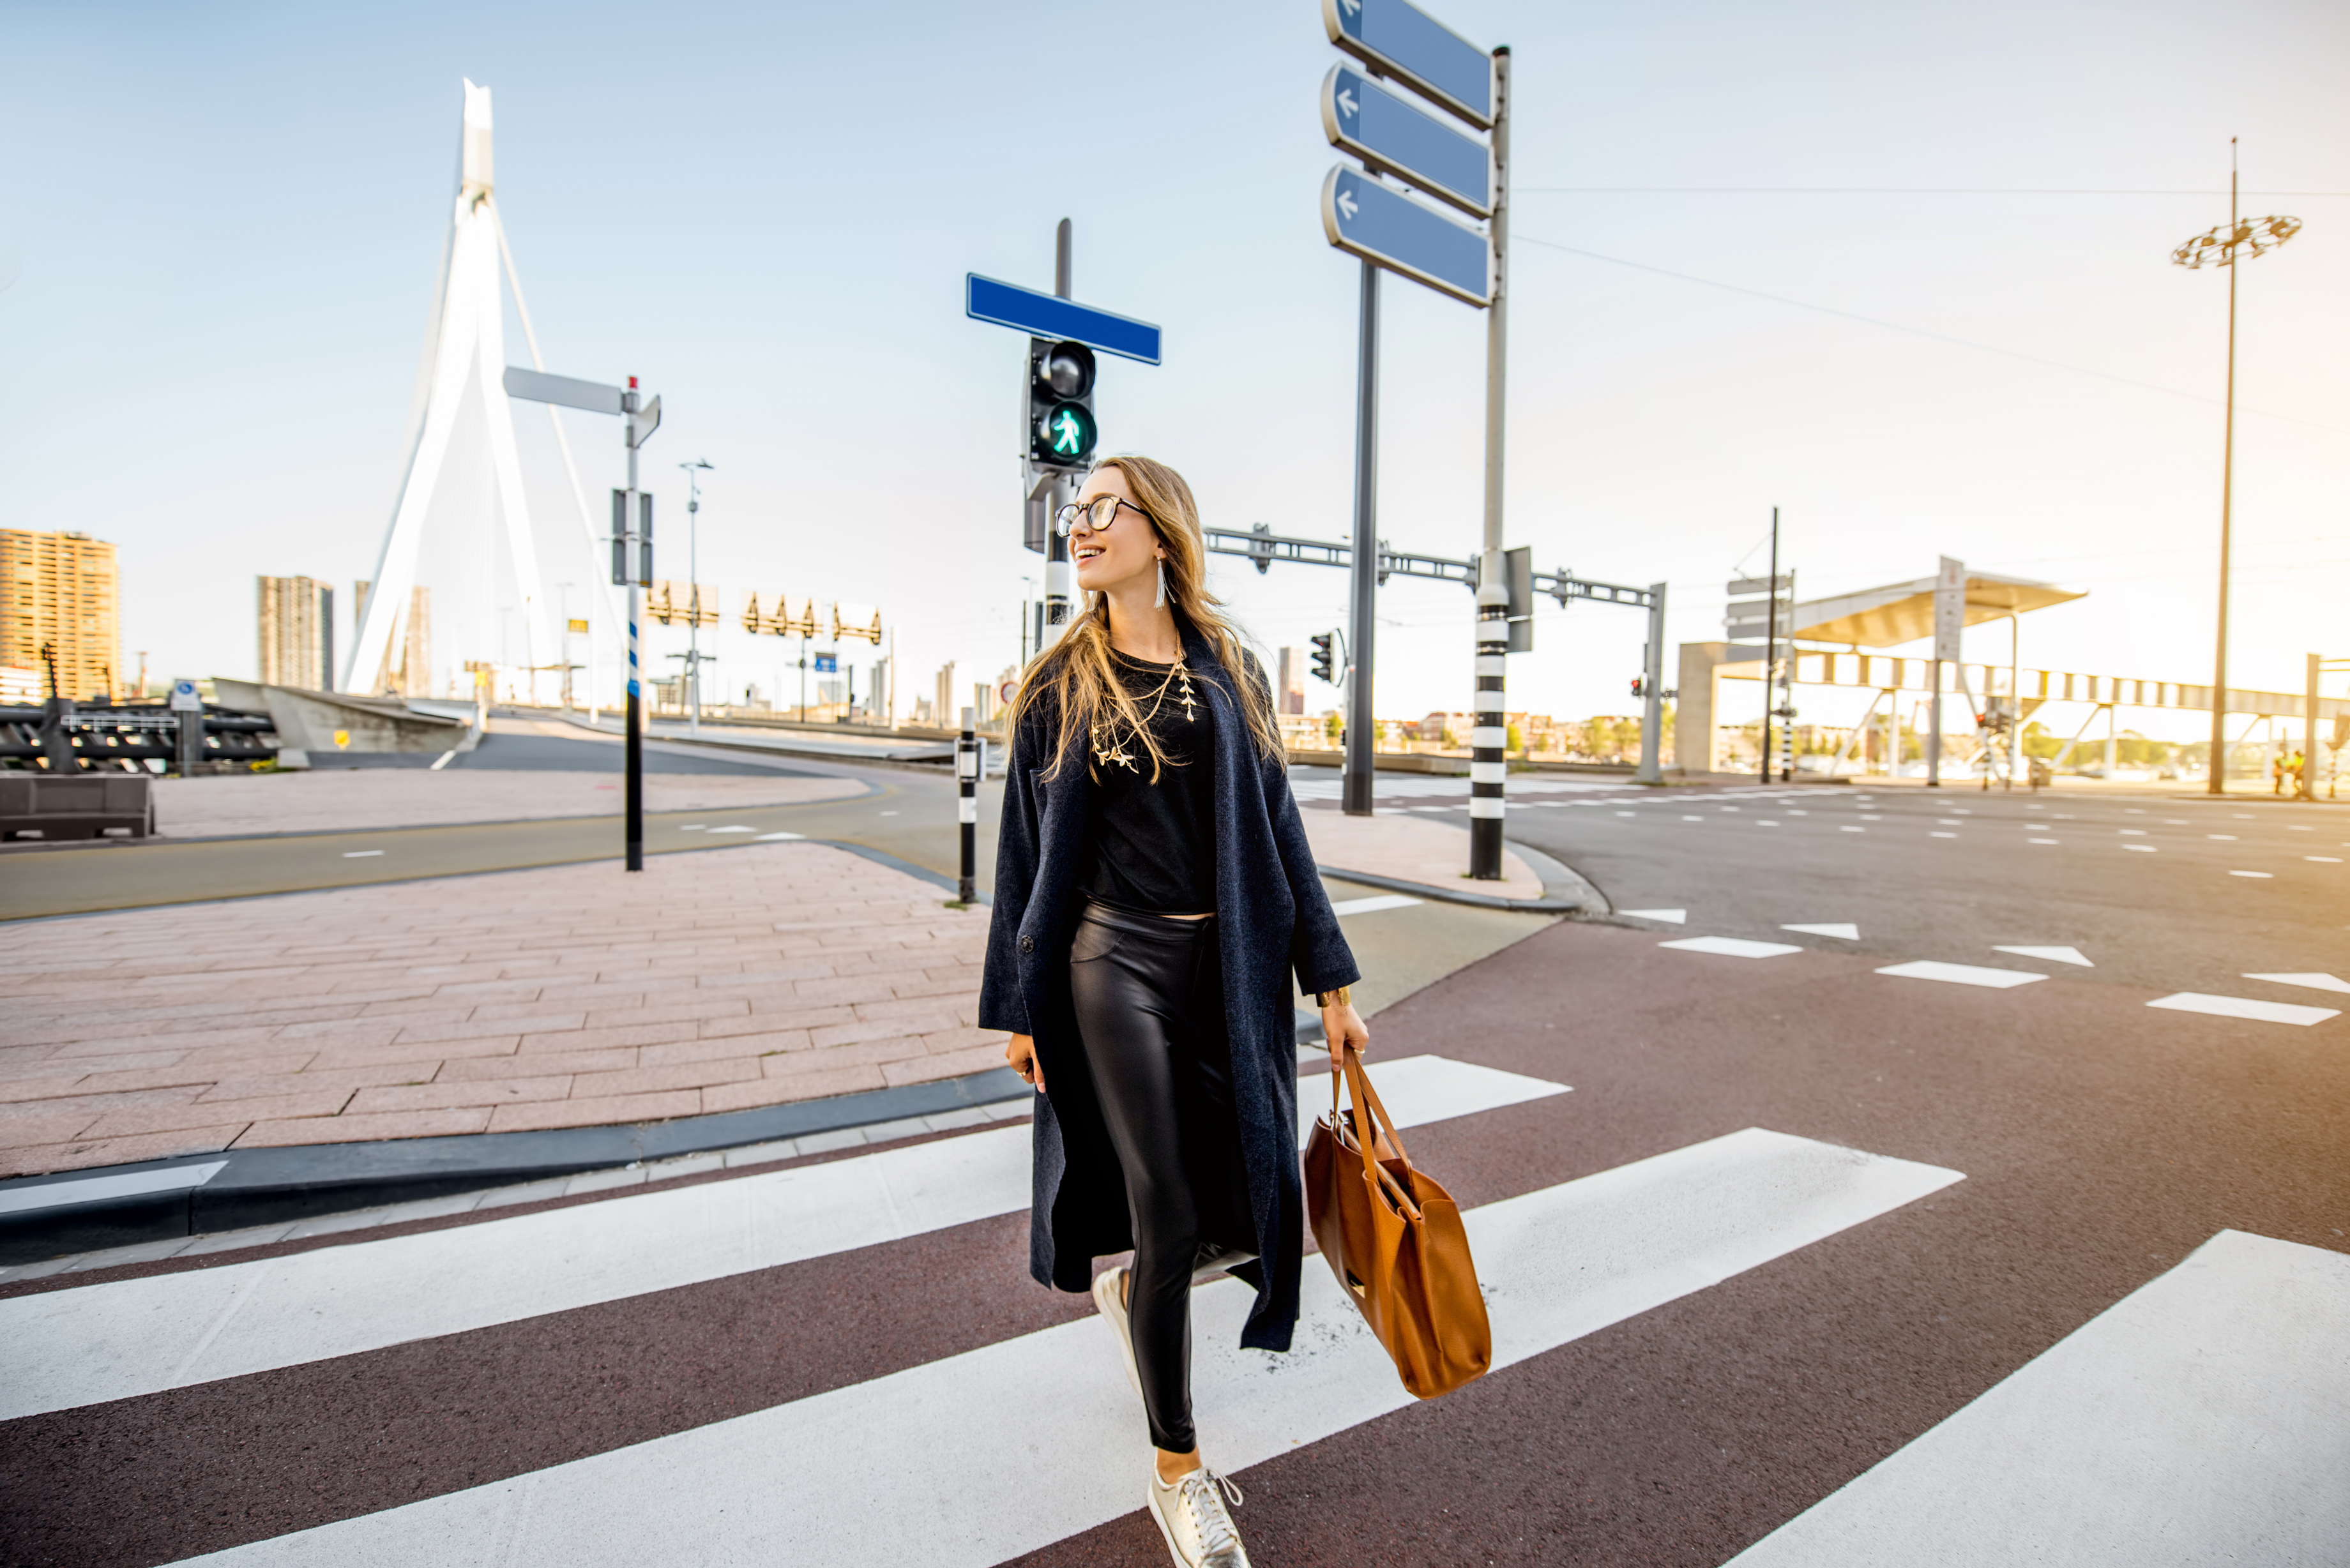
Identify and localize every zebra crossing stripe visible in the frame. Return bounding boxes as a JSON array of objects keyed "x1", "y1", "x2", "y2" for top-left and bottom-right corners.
[
  {"x1": 176, "y1": 1129, "x2": 1963, "y2": 1568},
  {"x1": 0, "y1": 1057, "x2": 1566, "y2": 1422},
  {"x1": 1725, "y1": 1230, "x2": 2350, "y2": 1565}
]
